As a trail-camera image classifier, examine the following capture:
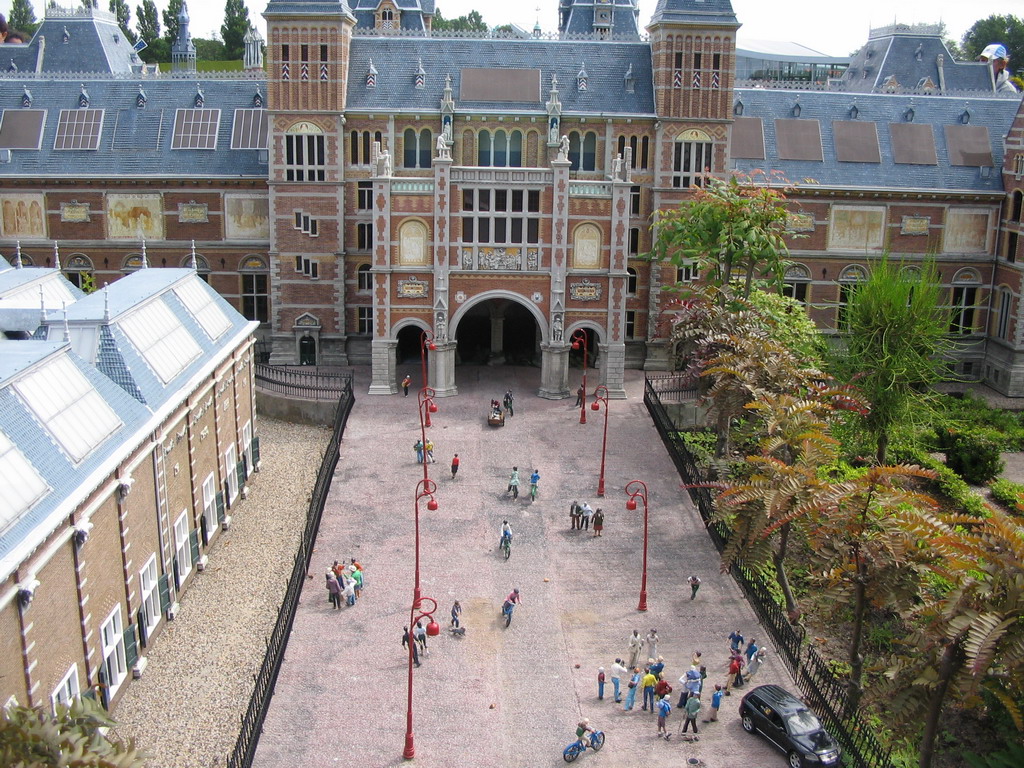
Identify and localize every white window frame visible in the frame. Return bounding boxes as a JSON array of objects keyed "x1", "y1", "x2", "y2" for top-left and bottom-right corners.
[
  {"x1": 202, "y1": 472, "x2": 217, "y2": 541},
  {"x1": 139, "y1": 555, "x2": 160, "y2": 637},
  {"x1": 676, "y1": 262, "x2": 699, "y2": 284},
  {"x1": 174, "y1": 509, "x2": 193, "y2": 579},
  {"x1": 242, "y1": 421, "x2": 253, "y2": 478},
  {"x1": 100, "y1": 606, "x2": 127, "y2": 696},
  {"x1": 51, "y1": 664, "x2": 80, "y2": 713},
  {"x1": 225, "y1": 445, "x2": 239, "y2": 503},
  {"x1": 284, "y1": 133, "x2": 326, "y2": 182},
  {"x1": 672, "y1": 139, "x2": 713, "y2": 189}
]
